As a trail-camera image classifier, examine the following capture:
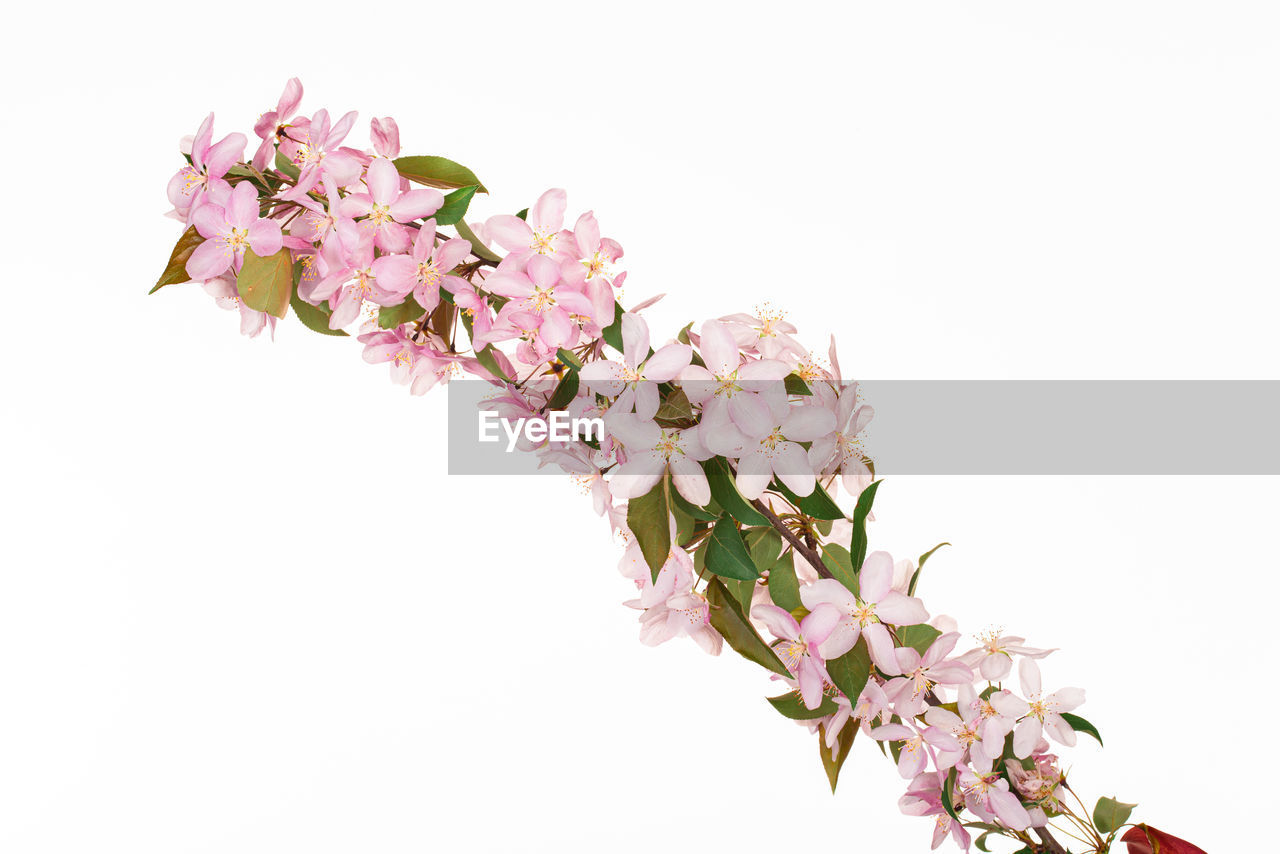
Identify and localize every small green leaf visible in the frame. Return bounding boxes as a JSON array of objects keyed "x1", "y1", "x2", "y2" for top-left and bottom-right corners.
[
  {"x1": 236, "y1": 248, "x2": 293, "y2": 318},
  {"x1": 705, "y1": 515, "x2": 760, "y2": 581},
  {"x1": 601, "y1": 301, "x2": 625, "y2": 352},
  {"x1": 746, "y1": 527, "x2": 783, "y2": 572},
  {"x1": 942, "y1": 768, "x2": 962, "y2": 822},
  {"x1": 704, "y1": 457, "x2": 770, "y2": 527},
  {"x1": 767, "y1": 554, "x2": 803, "y2": 612},
  {"x1": 555, "y1": 348, "x2": 584, "y2": 371},
  {"x1": 821, "y1": 544, "x2": 859, "y2": 596},
  {"x1": 654, "y1": 387, "x2": 694, "y2": 424},
  {"x1": 768, "y1": 691, "x2": 837, "y2": 720},
  {"x1": 908, "y1": 542, "x2": 951, "y2": 596},
  {"x1": 818, "y1": 721, "x2": 857, "y2": 792},
  {"x1": 723, "y1": 577, "x2": 755, "y2": 615},
  {"x1": 1093, "y1": 796, "x2": 1137, "y2": 835},
  {"x1": 546, "y1": 370, "x2": 580, "y2": 411},
  {"x1": 849, "y1": 479, "x2": 882, "y2": 571},
  {"x1": 773, "y1": 479, "x2": 844, "y2": 521},
  {"x1": 378, "y1": 298, "x2": 428, "y2": 329},
  {"x1": 151, "y1": 226, "x2": 203, "y2": 294},
  {"x1": 784, "y1": 373, "x2": 813, "y2": 395},
  {"x1": 705, "y1": 577, "x2": 790, "y2": 677},
  {"x1": 392, "y1": 155, "x2": 487, "y2": 193},
  {"x1": 897, "y1": 623, "x2": 942, "y2": 655},
  {"x1": 432, "y1": 184, "x2": 478, "y2": 226},
  {"x1": 273, "y1": 151, "x2": 301, "y2": 181},
  {"x1": 627, "y1": 478, "x2": 671, "y2": 582},
  {"x1": 825, "y1": 637, "x2": 872, "y2": 703},
  {"x1": 1061, "y1": 712, "x2": 1104, "y2": 746},
  {"x1": 668, "y1": 482, "x2": 717, "y2": 521},
  {"x1": 974, "y1": 831, "x2": 994, "y2": 852},
  {"x1": 454, "y1": 220, "x2": 502, "y2": 263}
]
